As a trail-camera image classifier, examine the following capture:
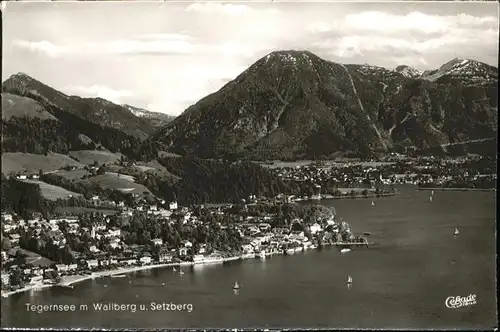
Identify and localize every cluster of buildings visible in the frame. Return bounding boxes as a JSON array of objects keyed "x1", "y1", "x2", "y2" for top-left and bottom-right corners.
[
  {"x1": 1, "y1": 193, "x2": 360, "y2": 293},
  {"x1": 270, "y1": 155, "x2": 495, "y2": 190}
]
